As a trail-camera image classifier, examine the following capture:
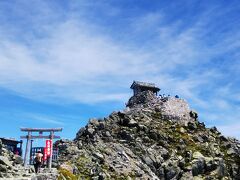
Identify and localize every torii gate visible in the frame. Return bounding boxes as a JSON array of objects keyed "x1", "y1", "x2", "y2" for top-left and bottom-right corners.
[{"x1": 20, "y1": 128, "x2": 62, "y2": 168}]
